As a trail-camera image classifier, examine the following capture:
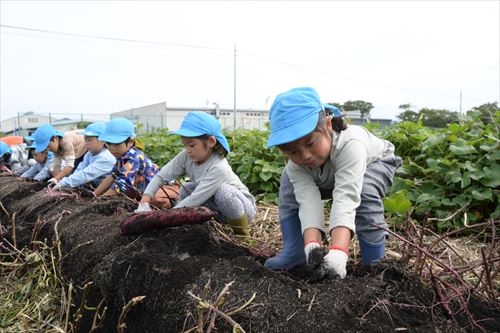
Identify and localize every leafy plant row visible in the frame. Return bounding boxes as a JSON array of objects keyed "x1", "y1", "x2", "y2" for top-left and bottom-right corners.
[
  {"x1": 140, "y1": 110, "x2": 499, "y2": 230},
  {"x1": 374, "y1": 111, "x2": 499, "y2": 230}
]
